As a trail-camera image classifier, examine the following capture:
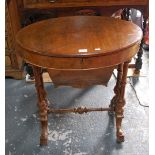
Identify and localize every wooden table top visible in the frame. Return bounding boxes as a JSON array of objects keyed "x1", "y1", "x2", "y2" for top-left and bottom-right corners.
[
  {"x1": 16, "y1": 16, "x2": 142, "y2": 70},
  {"x1": 16, "y1": 16, "x2": 142, "y2": 58}
]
